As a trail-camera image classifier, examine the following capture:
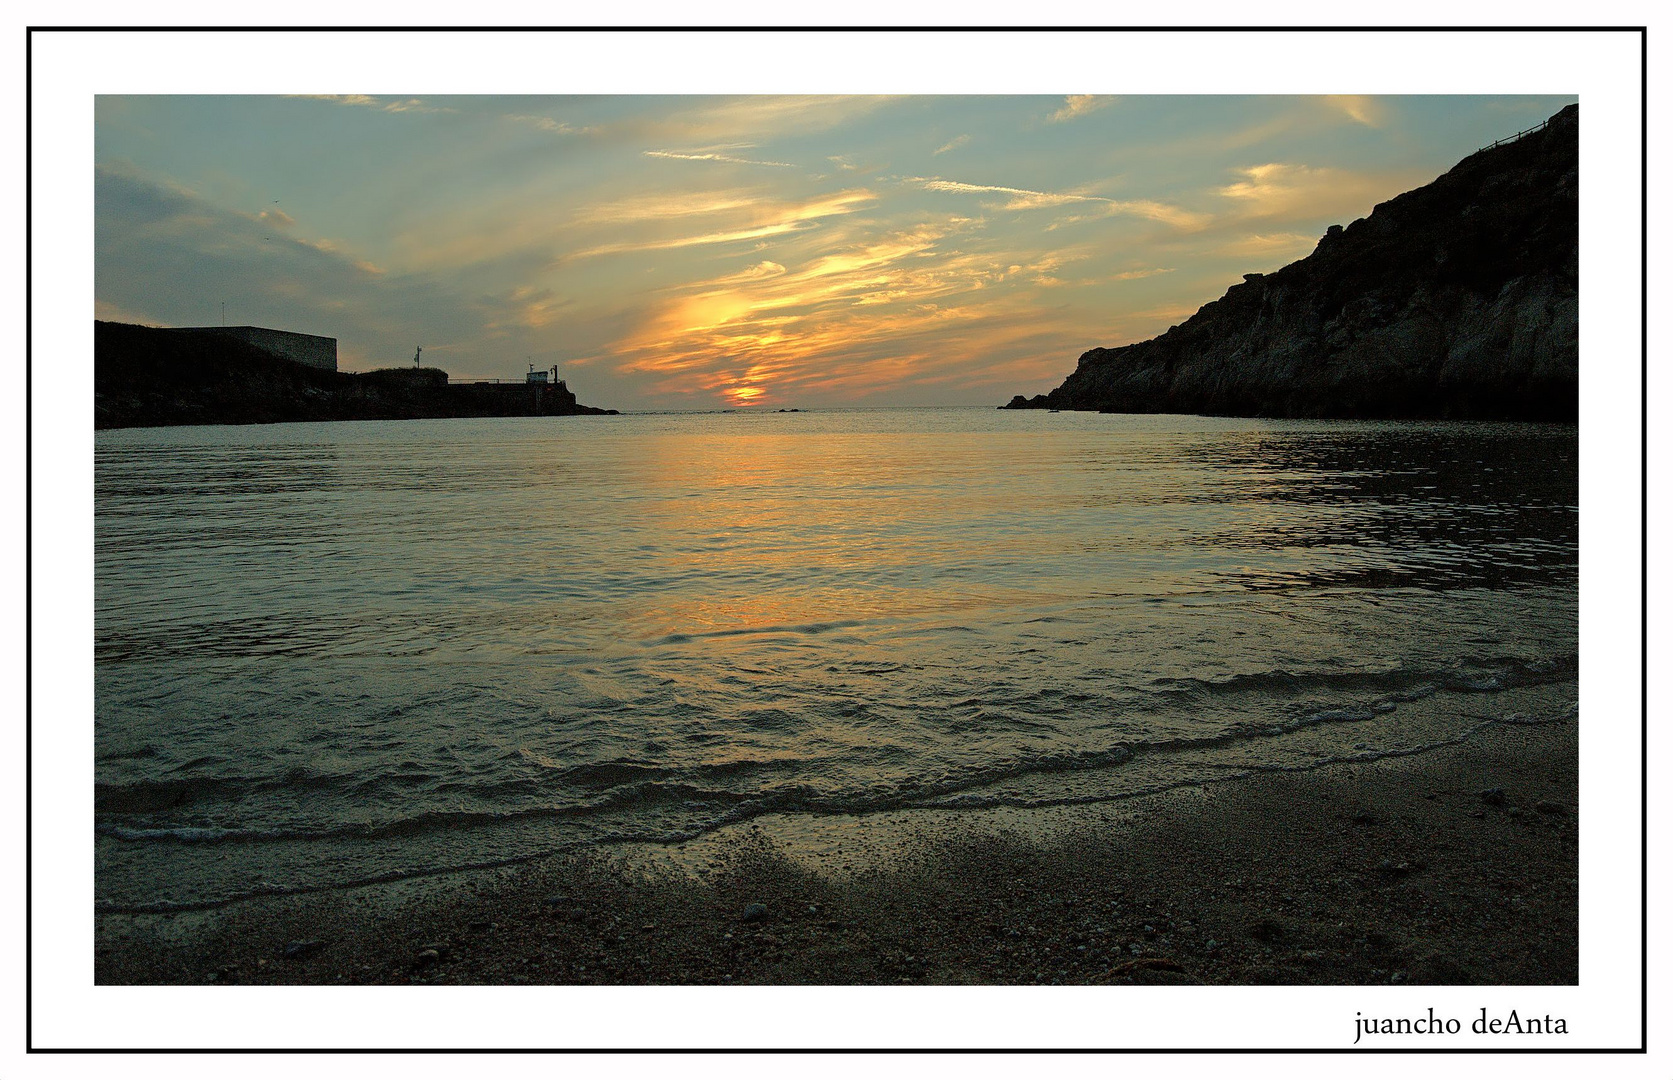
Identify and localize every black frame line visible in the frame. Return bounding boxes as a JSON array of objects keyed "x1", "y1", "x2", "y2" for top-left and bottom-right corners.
[{"x1": 29, "y1": 22, "x2": 1650, "y2": 1055}]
